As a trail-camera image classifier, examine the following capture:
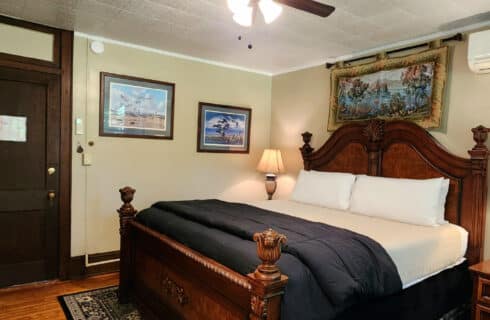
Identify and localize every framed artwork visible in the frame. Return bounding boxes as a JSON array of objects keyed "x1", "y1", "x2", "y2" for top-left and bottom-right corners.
[
  {"x1": 99, "y1": 72, "x2": 175, "y2": 139},
  {"x1": 197, "y1": 102, "x2": 251, "y2": 153},
  {"x1": 328, "y1": 46, "x2": 448, "y2": 131}
]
